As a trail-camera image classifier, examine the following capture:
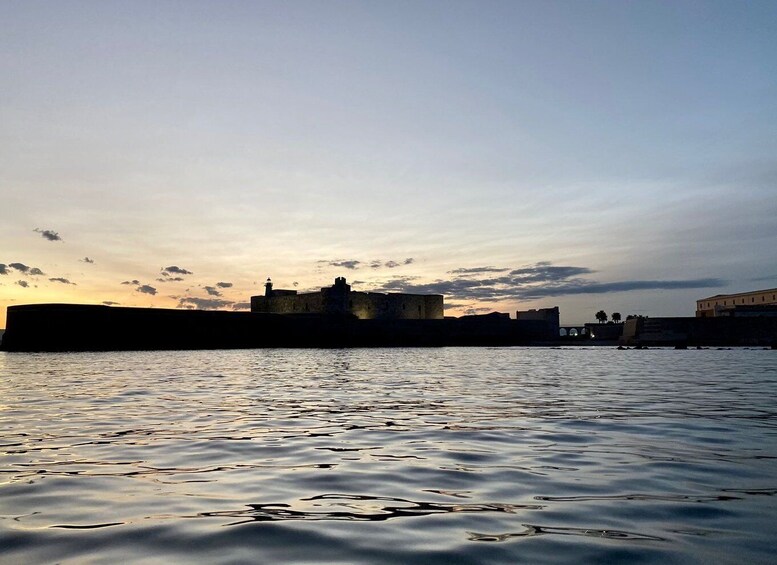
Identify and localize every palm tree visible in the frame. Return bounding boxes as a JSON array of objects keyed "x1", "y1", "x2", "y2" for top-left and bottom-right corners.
[
  {"x1": 612, "y1": 312, "x2": 622, "y2": 323},
  {"x1": 595, "y1": 310, "x2": 608, "y2": 324}
]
